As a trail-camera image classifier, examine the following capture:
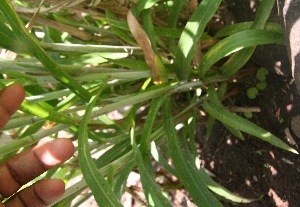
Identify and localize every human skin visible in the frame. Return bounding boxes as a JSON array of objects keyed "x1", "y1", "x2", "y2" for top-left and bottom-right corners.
[{"x1": 0, "y1": 83, "x2": 74, "y2": 207}]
